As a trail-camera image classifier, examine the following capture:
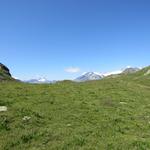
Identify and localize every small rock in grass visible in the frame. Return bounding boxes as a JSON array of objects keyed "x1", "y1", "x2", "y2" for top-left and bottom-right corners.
[
  {"x1": 120, "y1": 102, "x2": 127, "y2": 105},
  {"x1": 22, "y1": 116, "x2": 31, "y2": 121},
  {"x1": 0, "y1": 106, "x2": 7, "y2": 112},
  {"x1": 67, "y1": 124, "x2": 72, "y2": 127}
]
